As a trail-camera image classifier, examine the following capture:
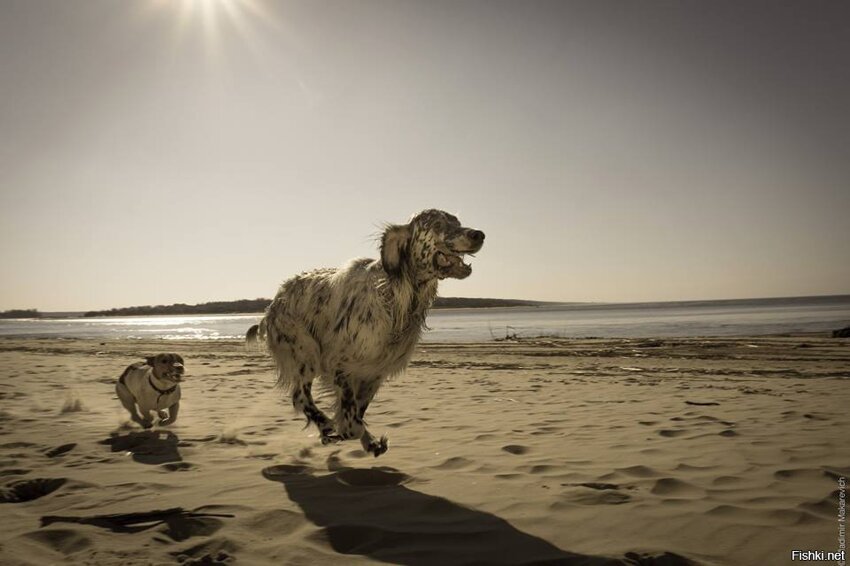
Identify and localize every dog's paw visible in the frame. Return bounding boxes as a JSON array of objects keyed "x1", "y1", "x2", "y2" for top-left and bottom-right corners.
[
  {"x1": 320, "y1": 433, "x2": 343, "y2": 445},
  {"x1": 338, "y1": 430, "x2": 361, "y2": 440},
  {"x1": 365, "y1": 435, "x2": 388, "y2": 457}
]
